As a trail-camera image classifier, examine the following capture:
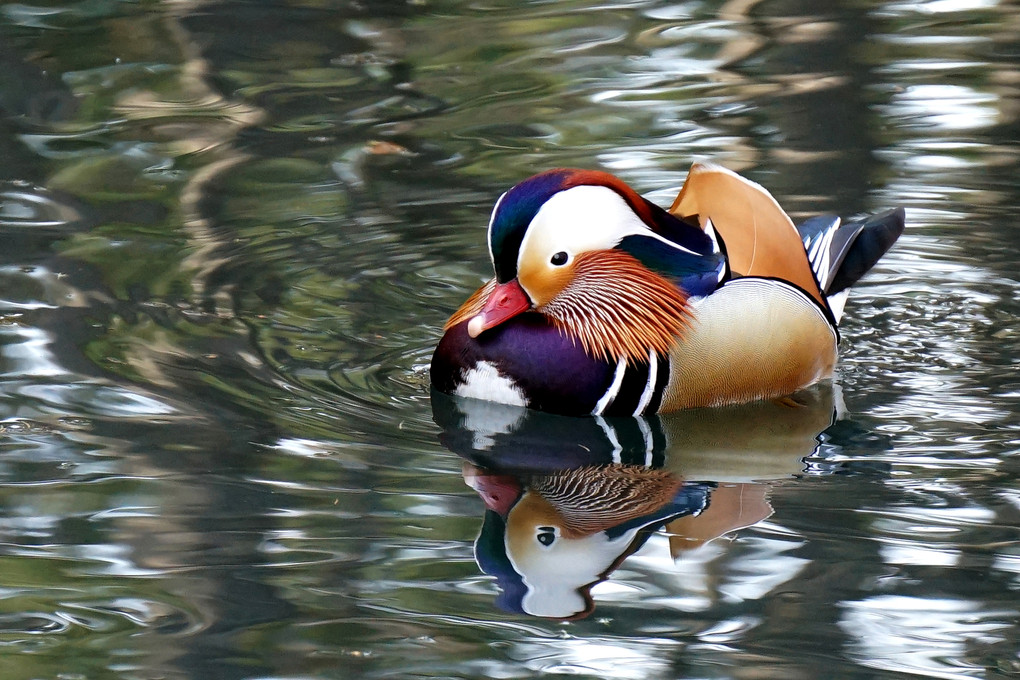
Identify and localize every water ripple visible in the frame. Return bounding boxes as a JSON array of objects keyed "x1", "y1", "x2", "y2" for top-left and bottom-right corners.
[
  {"x1": 0, "y1": 183, "x2": 87, "y2": 231},
  {"x1": 841, "y1": 595, "x2": 1016, "y2": 680},
  {"x1": 0, "y1": 1, "x2": 1017, "y2": 679}
]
